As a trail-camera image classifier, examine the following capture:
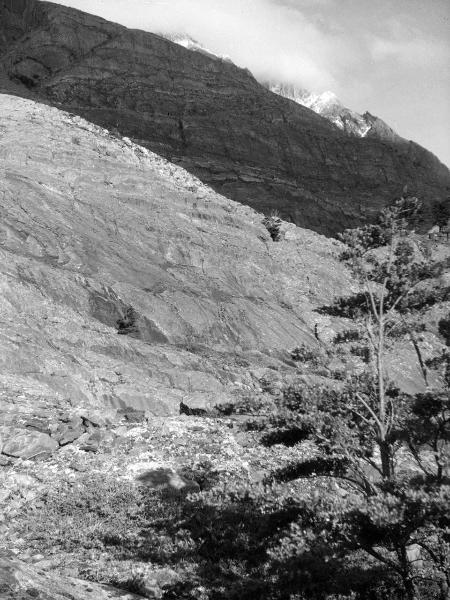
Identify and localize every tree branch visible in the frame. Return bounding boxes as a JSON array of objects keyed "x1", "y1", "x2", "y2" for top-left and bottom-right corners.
[{"x1": 355, "y1": 392, "x2": 384, "y2": 434}]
